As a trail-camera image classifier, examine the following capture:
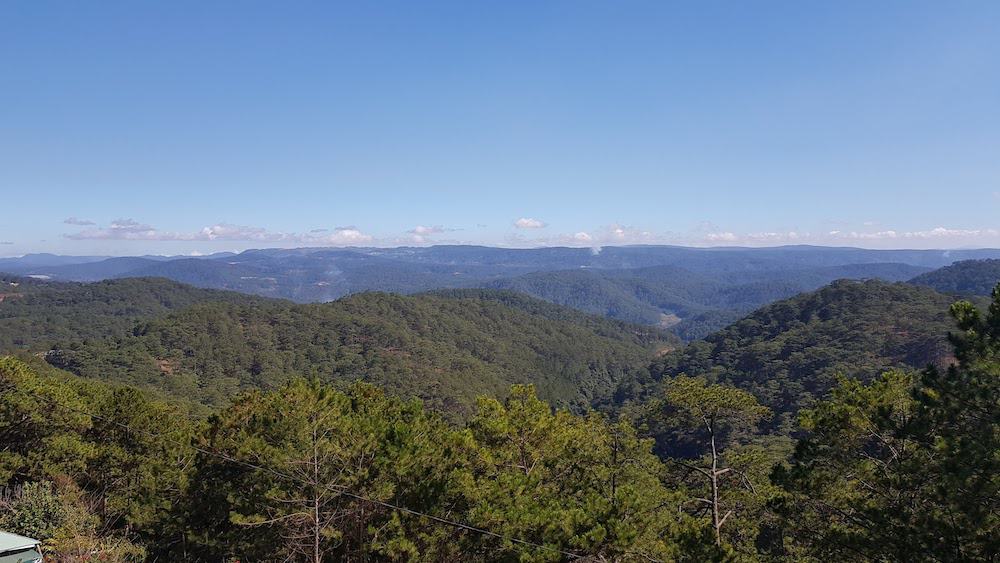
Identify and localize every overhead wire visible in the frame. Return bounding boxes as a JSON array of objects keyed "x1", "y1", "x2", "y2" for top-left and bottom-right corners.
[{"x1": 21, "y1": 386, "x2": 583, "y2": 560}]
